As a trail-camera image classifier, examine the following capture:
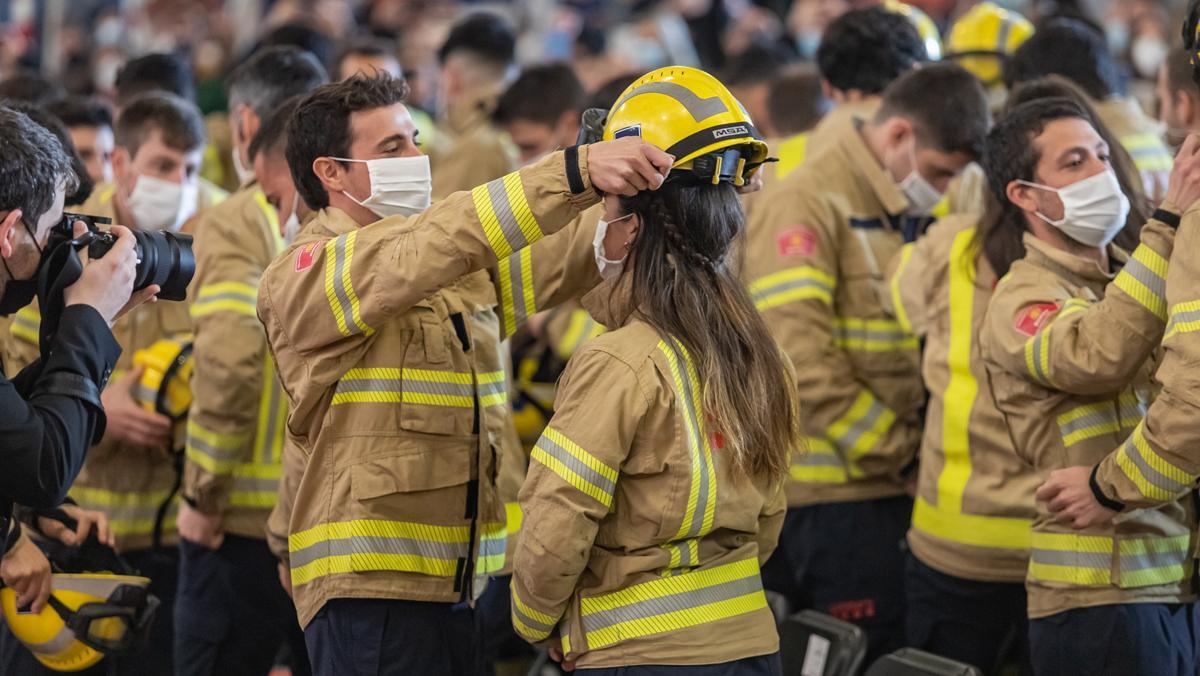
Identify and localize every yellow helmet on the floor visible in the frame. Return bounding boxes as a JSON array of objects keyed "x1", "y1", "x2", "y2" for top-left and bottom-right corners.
[
  {"x1": 945, "y1": 2, "x2": 1034, "y2": 86},
  {"x1": 1, "y1": 574, "x2": 157, "y2": 672},
  {"x1": 602, "y1": 66, "x2": 770, "y2": 186},
  {"x1": 882, "y1": 0, "x2": 943, "y2": 60},
  {"x1": 132, "y1": 335, "x2": 194, "y2": 419}
]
